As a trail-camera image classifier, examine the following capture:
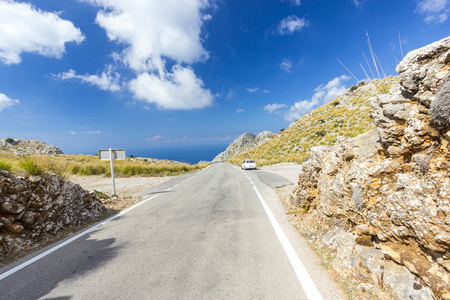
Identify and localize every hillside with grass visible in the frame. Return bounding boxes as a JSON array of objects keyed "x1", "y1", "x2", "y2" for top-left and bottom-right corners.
[
  {"x1": 229, "y1": 76, "x2": 398, "y2": 166},
  {"x1": 0, "y1": 153, "x2": 205, "y2": 178}
]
